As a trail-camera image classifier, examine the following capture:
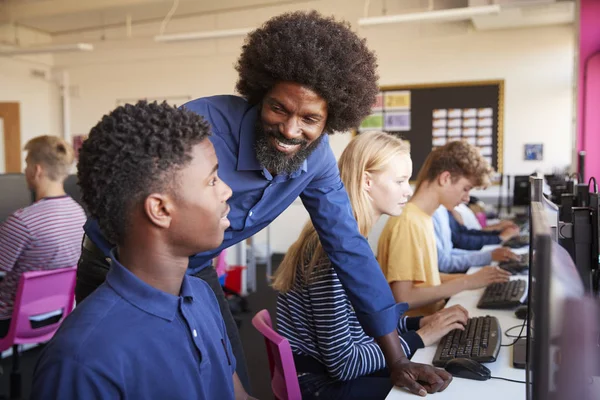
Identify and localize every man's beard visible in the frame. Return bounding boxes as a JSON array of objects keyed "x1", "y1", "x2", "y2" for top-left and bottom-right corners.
[{"x1": 254, "y1": 122, "x2": 324, "y2": 175}]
